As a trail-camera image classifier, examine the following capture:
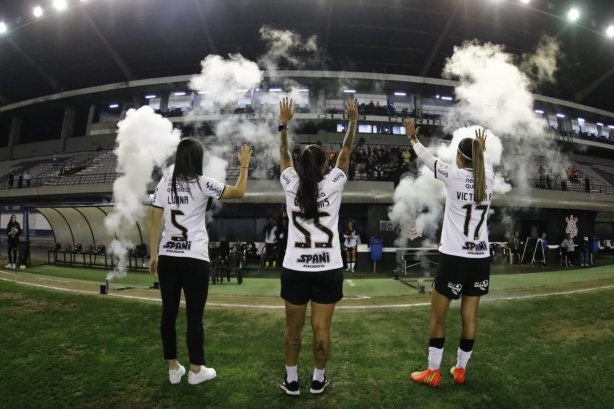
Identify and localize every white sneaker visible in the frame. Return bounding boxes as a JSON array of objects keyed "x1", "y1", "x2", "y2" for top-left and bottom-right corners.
[
  {"x1": 345, "y1": 267, "x2": 350, "y2": 272},
  {"x1": 351, "y1": 267, "x2": 355, "y2": 273},
  {"x1": 188, "y1": 366, "x2": 216, "y2": 385},
  {"x1": 19, "y1": 265, "x2": 26, "y2": 269},
  {"x1": 4, "y1": 264, "x2": 10, "y2": 269},
  {"x1": 169, "y1": 364, "x2": 185, "y2": 384},
  {"x1": 12, "y1": 263, "x2": 16, "y2": 269}
]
